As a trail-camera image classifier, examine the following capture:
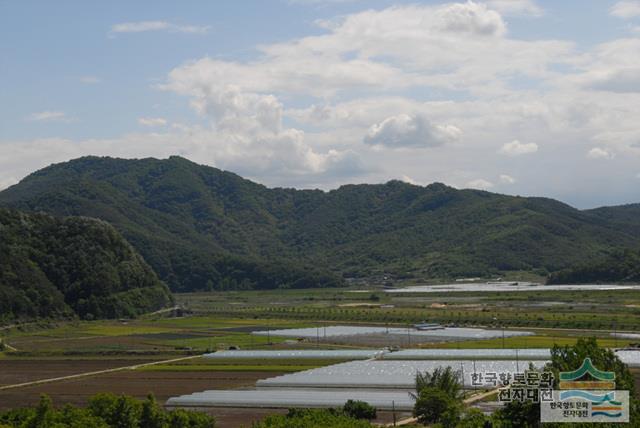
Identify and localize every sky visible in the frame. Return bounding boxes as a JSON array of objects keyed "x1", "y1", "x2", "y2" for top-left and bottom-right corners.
[{"x1": 1, "y1": 0, "x2": 639, "y2": 209}]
